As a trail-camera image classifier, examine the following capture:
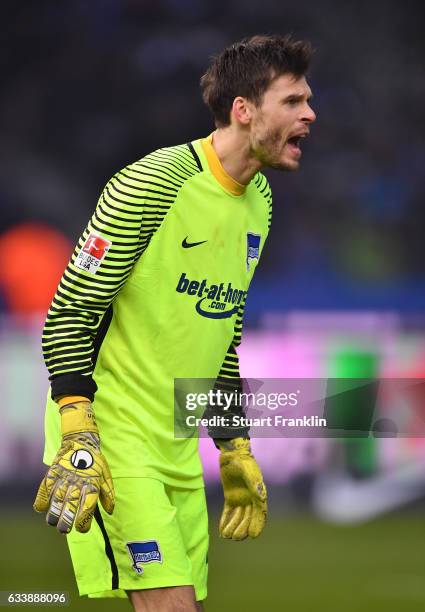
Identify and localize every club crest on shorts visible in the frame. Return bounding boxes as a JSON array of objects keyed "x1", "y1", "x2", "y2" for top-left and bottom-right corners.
[
  {"x1": 126, "y1": 541, "x2": 162, "y2": 574},
  {"x1": 246, "y1": 232, "x2": 261, "y2": 271},
  {"x1": 75, "y1": 232, "x2": 111, "y2": 274}
]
